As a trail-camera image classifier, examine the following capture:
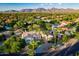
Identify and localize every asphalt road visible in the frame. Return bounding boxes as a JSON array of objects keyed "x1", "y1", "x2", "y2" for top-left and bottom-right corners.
[{"x1": 46, "y1": 41, "x2": 79, "y2": 56}]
